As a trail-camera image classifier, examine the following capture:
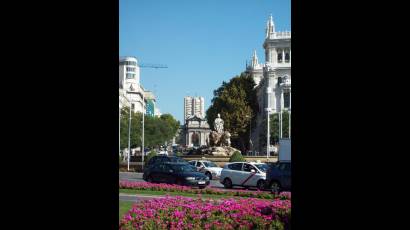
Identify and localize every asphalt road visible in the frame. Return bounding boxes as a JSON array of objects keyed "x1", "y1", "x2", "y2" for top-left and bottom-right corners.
[
  {"x1": 119, "y1": 172, "x2": 225, "y2": 188},
  {"x1": 119, "y1": 172, "x2": 265, "y2": 191}
]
